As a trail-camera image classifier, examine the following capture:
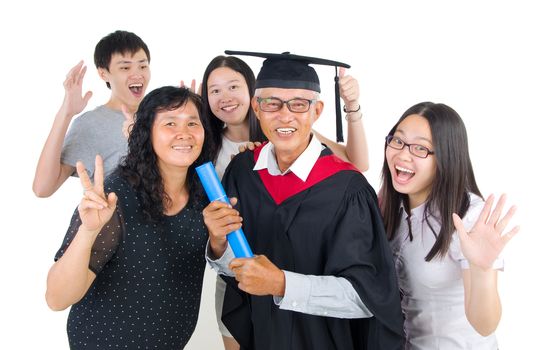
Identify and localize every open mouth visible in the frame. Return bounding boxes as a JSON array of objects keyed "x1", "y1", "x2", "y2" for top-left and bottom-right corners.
[
  {"x1": 221, "y1": 104, "x2": 239, "y2": 112},
  {"x1": 395, "y1": 165, "x2": 415, "y2": 181},
  {"x1": 129, "y1": 83, "x2": 143, "y2": 95},
  {"x1": 276, "y1": 127, "x2": 296, "y2": 136},
  {"x1": 172, "y1": 145, "x2": 193, "y2": 151}
]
